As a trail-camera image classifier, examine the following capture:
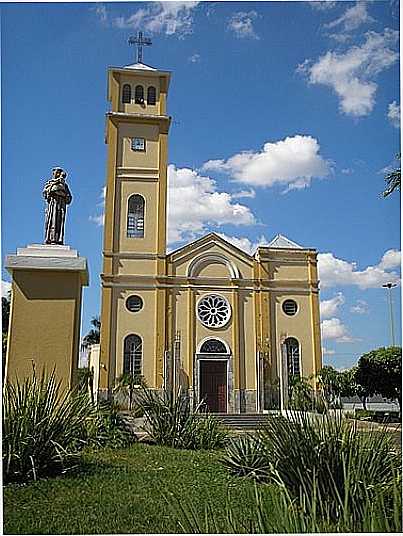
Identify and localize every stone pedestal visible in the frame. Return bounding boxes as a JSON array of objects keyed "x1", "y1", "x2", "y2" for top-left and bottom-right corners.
[{"x1": 5, "y1": 244, "x2": 89, "y2": 391}]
